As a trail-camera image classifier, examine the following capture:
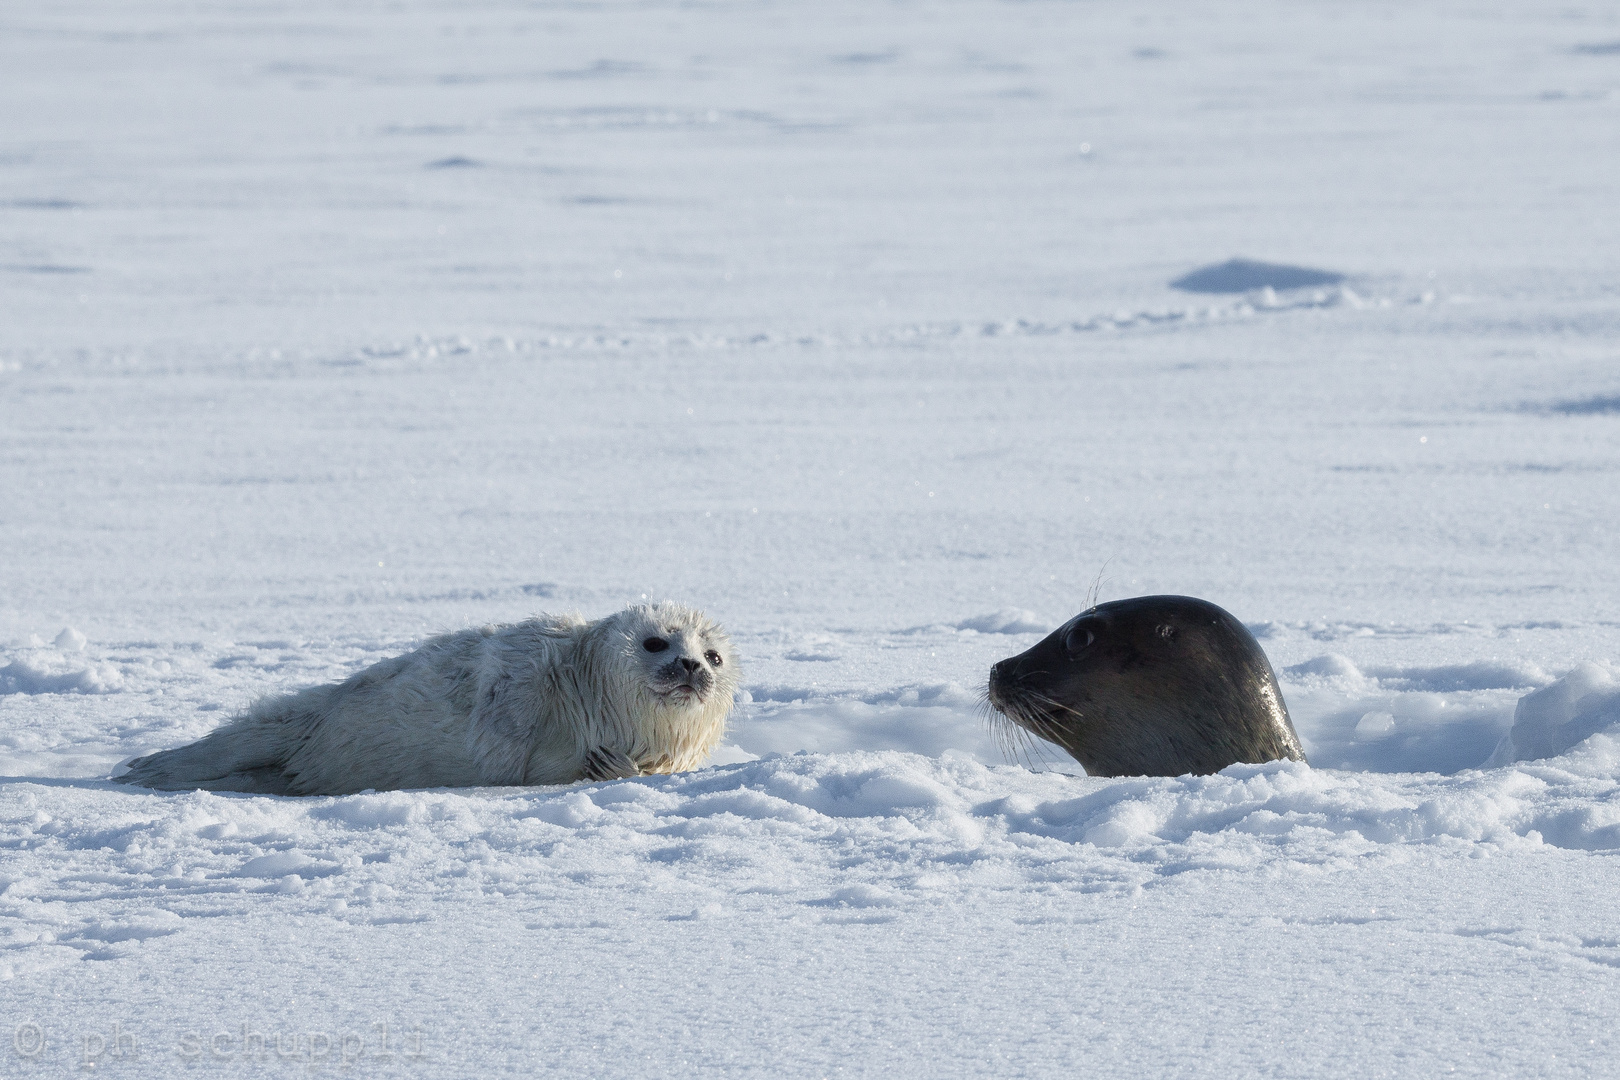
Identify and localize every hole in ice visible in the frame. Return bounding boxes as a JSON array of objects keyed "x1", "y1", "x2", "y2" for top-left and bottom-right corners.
[
  {"x1": 1170, "y1": 258, "x2": 1345, "y2": 294},
  {"x1": 833, "y1": 50, "x2": 899, "y2": 65},
  {"x1": 1542, "y1": 394, "x2": 1620, "y2": 416},
  {"x1": 547, "y1": 59, "x2": 646, "y2": 80},
  {"x1": 3, "y1": 264, "x2": 91, "y2": 275}
]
